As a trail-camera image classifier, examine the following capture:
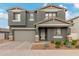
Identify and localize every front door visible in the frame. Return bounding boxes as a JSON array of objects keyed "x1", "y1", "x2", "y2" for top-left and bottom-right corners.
[{"x1": 39, "y1": 28, "x2": 47, "y2": 41}]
